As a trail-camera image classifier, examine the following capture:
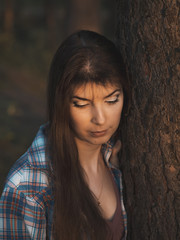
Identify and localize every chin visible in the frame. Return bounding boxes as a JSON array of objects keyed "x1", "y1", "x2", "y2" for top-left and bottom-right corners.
[
  {"x1": 90, "y1": 135, "x2": 112, "y2": 145},
  {"x1": 76, "y1": 129, "x2": 116, "y2": 146}
]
